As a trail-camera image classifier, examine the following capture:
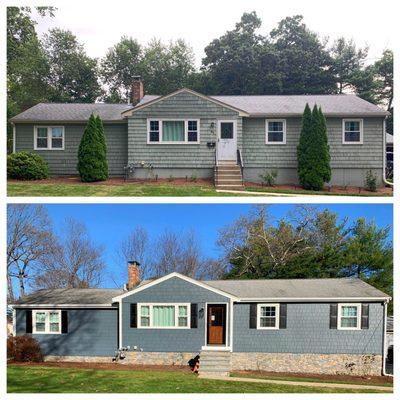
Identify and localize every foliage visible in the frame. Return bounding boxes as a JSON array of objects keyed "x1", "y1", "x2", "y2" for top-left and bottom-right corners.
[
  {"x1": 365, "y1": 170, "x2": 378, "y2": 192},
  {"x1": 7, "y1": 335, "x2": 43, "y2": 362},
  {"x1": 7, "y1": 152, "x2": 49, "y2": 180},
  {"x1": 77, "y1": 114, "x2": 108, "y2": 182},
  {"x1": 259, "y1": 170, "x2": 278, "y2": 186},
  {"x1": 297, "y1": 104, "x2": 331, "y2": 190}
]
